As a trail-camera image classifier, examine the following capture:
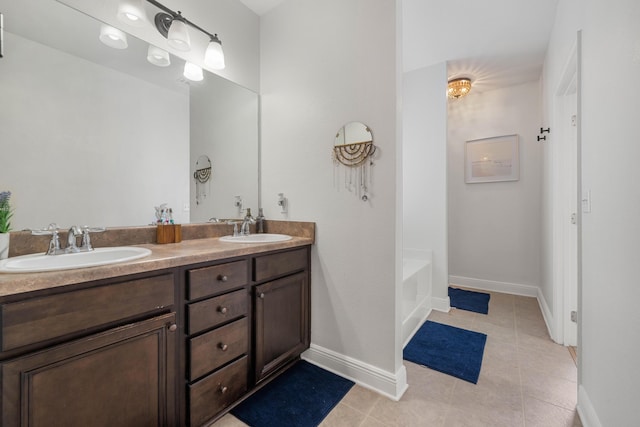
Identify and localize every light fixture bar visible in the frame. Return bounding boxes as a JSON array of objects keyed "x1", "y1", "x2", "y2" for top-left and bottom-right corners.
[{"x1": 146, "y1": 0, "x2": 220, "y2": 41}]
